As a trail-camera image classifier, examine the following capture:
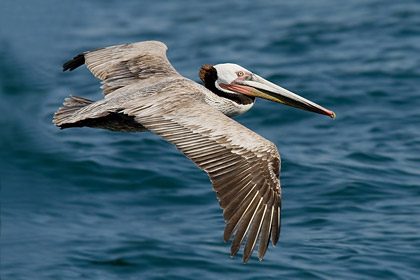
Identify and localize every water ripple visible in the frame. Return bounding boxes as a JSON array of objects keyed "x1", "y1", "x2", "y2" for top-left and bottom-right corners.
[{"x1": 2, "y1": 0, "x2": 420, "y2": 279}]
